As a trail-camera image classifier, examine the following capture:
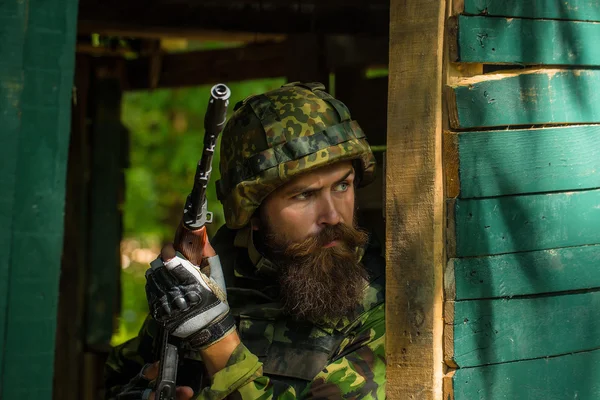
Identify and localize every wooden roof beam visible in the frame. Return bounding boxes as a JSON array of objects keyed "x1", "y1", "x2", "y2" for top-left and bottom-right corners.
[
  {"x1": 124, "y1": 36, "x2": 388, "y2": 91},
  {"x1": 77, "y1": 2, "x2": 389, "y2": 38}
]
